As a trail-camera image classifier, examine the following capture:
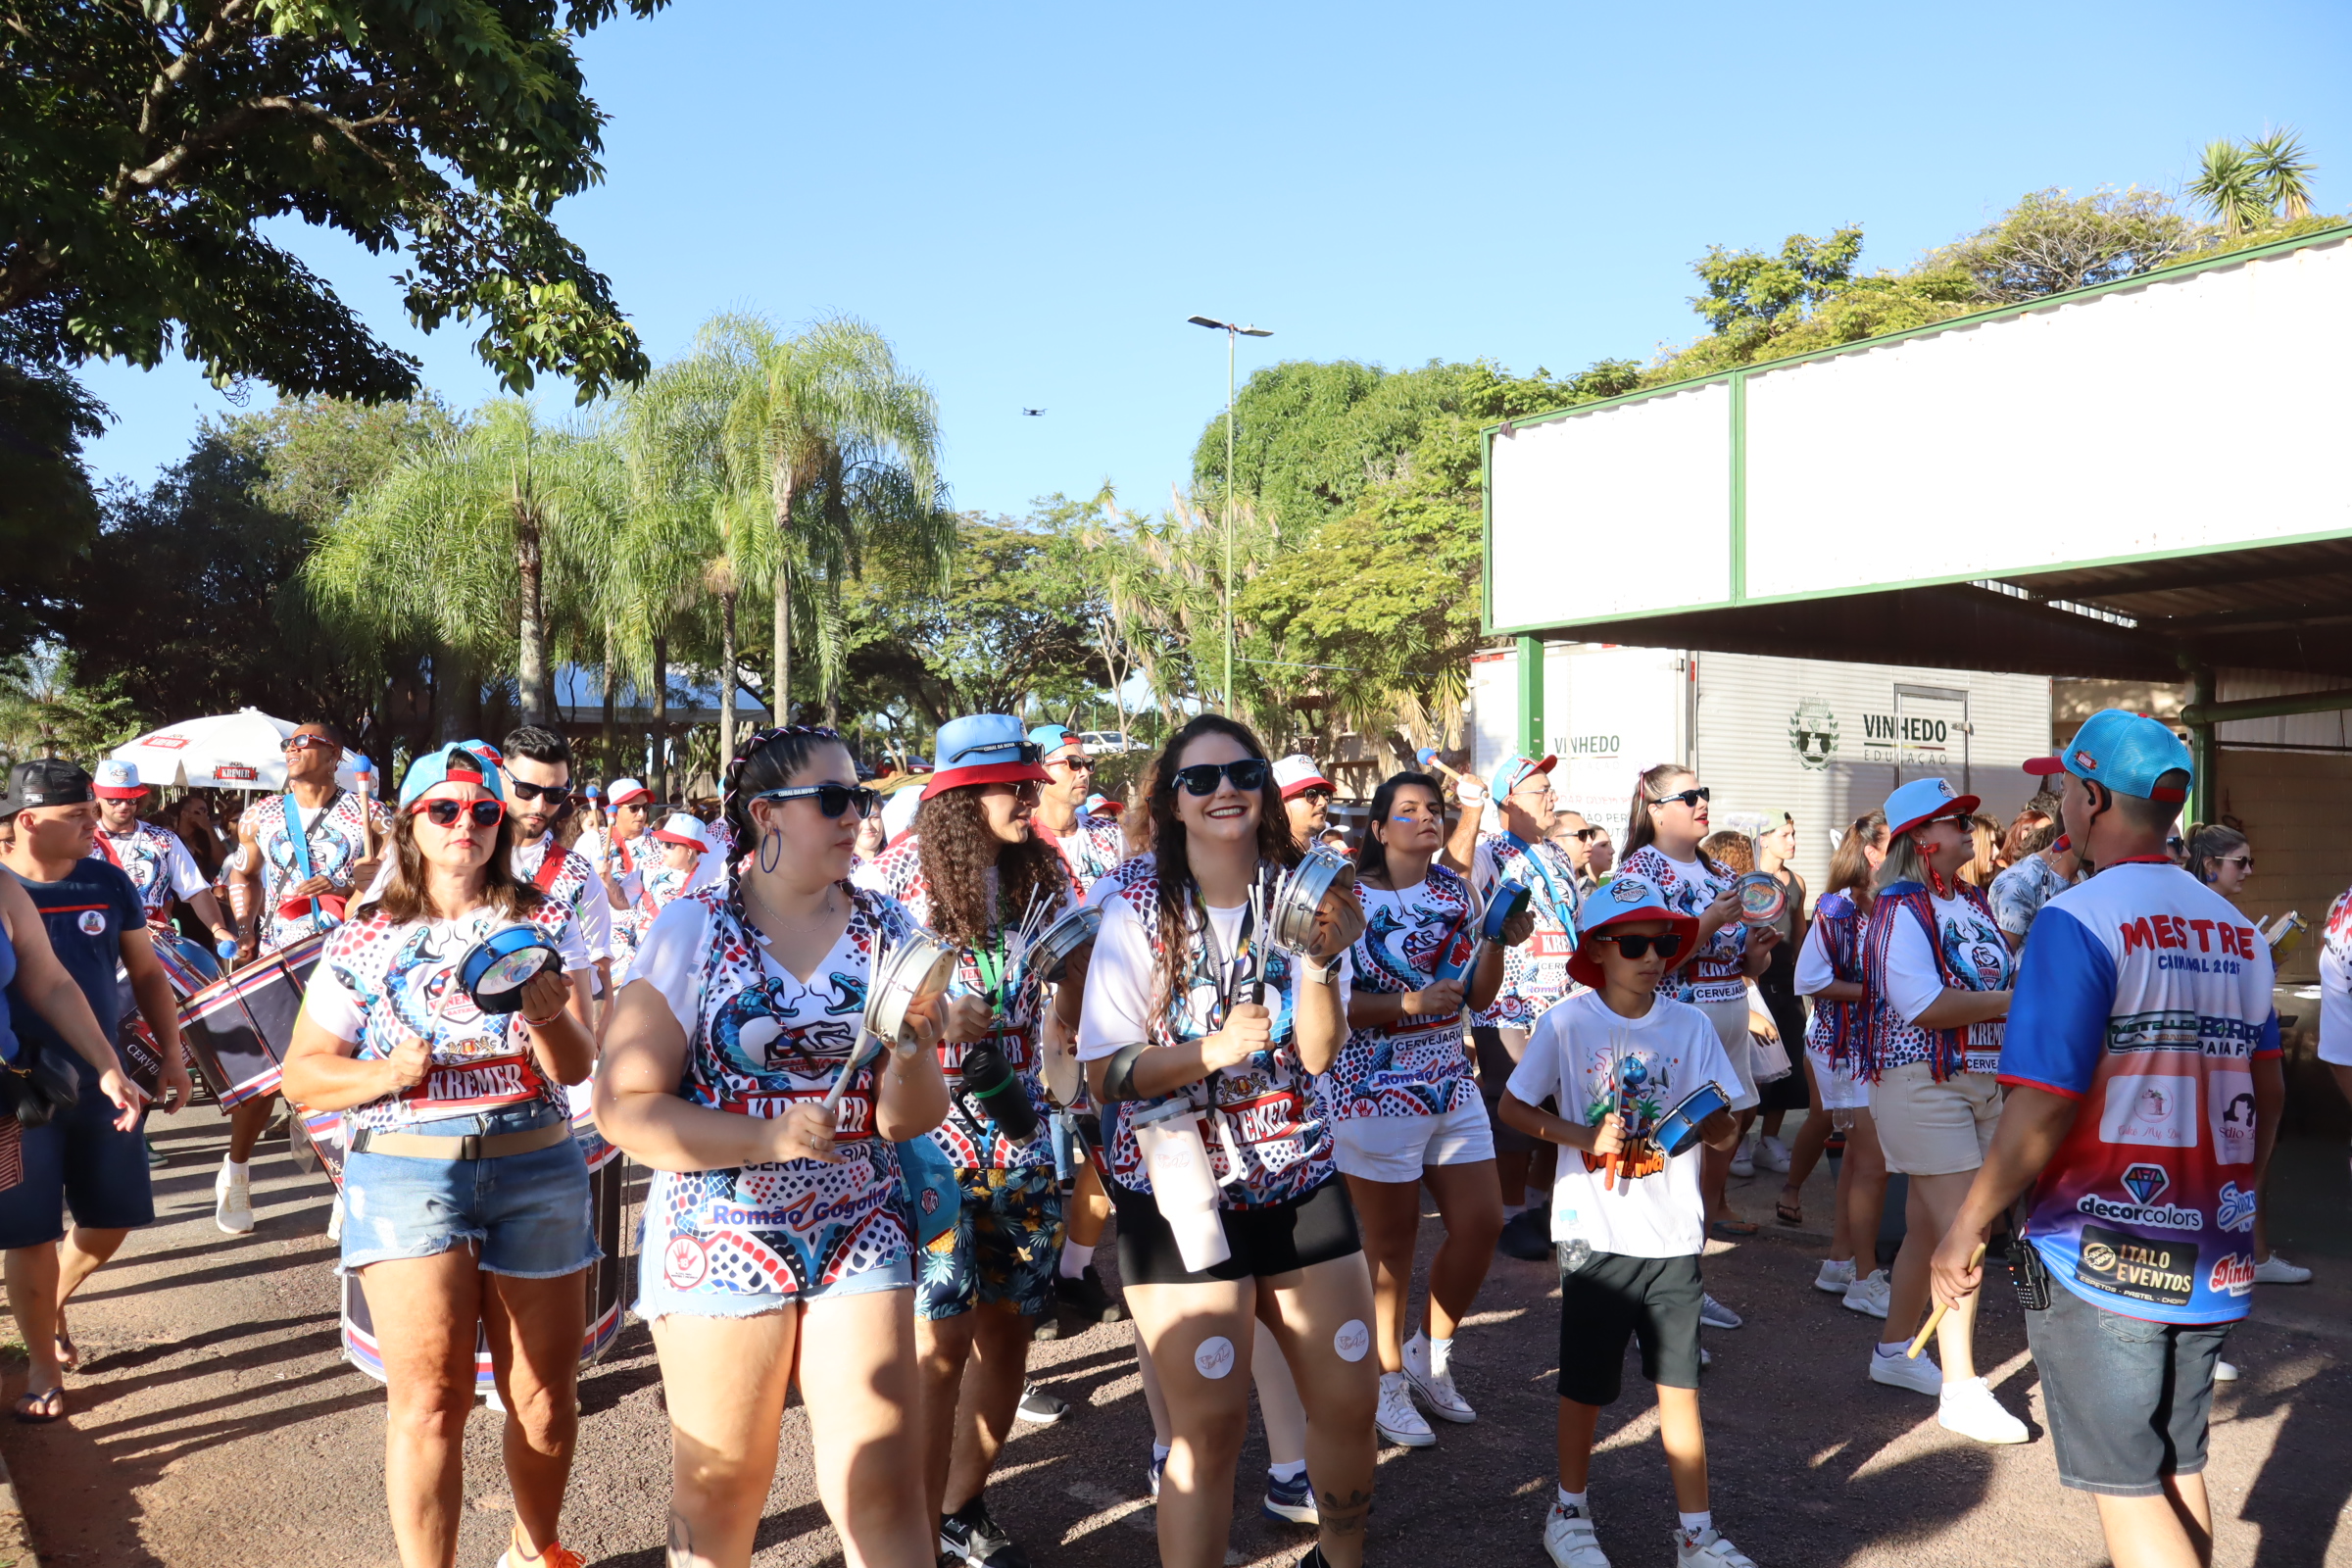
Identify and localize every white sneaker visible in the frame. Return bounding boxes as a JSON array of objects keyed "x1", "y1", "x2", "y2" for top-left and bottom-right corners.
[
  {"x1": 1813, "y1": 1258, "x2": 1857, "y2": 1294},
  {"x1": 1756, "y1": 1136, "x2": 1792, "y2": 1173},
  {"x1": 1698, "y1": 1293, "x2": 1742, "y2": 1330},
  {"x1": 1375, "y1": 1371, "x2": 1435, "y2": 1446},
  {"x1": 2214, "y1": 1359, "x2": 2240, "y2": 1382},
  {"x1": 1402, "y1": 1334, "x2": 1476, "y2": 1423},
  {"x1": 1728, "y1": 1140, "x2": 1756, "y2": 1178},
  {"x1": 1869, "y1": 1347, "x2": 1942, "y2": 1396},
  {"x1": 1543, "y1": 1502, "x2": 1609, "y2": 1568},
  {"x1": 214, "y1": 1160, "x2": 254, "y2": 1236},
  {"x1": 1841, "y1": 1270, "x2": 1891, "y2": 1319},
  {"x1": 2254, "y1": 1253, "x2": 2313, "y2": 1285},
  {"x1": 1938, "y1": 1375, "x2": 2029, "y2": 1445},
  {"x1": 1675, "y1": 1525, "x2": 1758, "y2": 1567}
]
